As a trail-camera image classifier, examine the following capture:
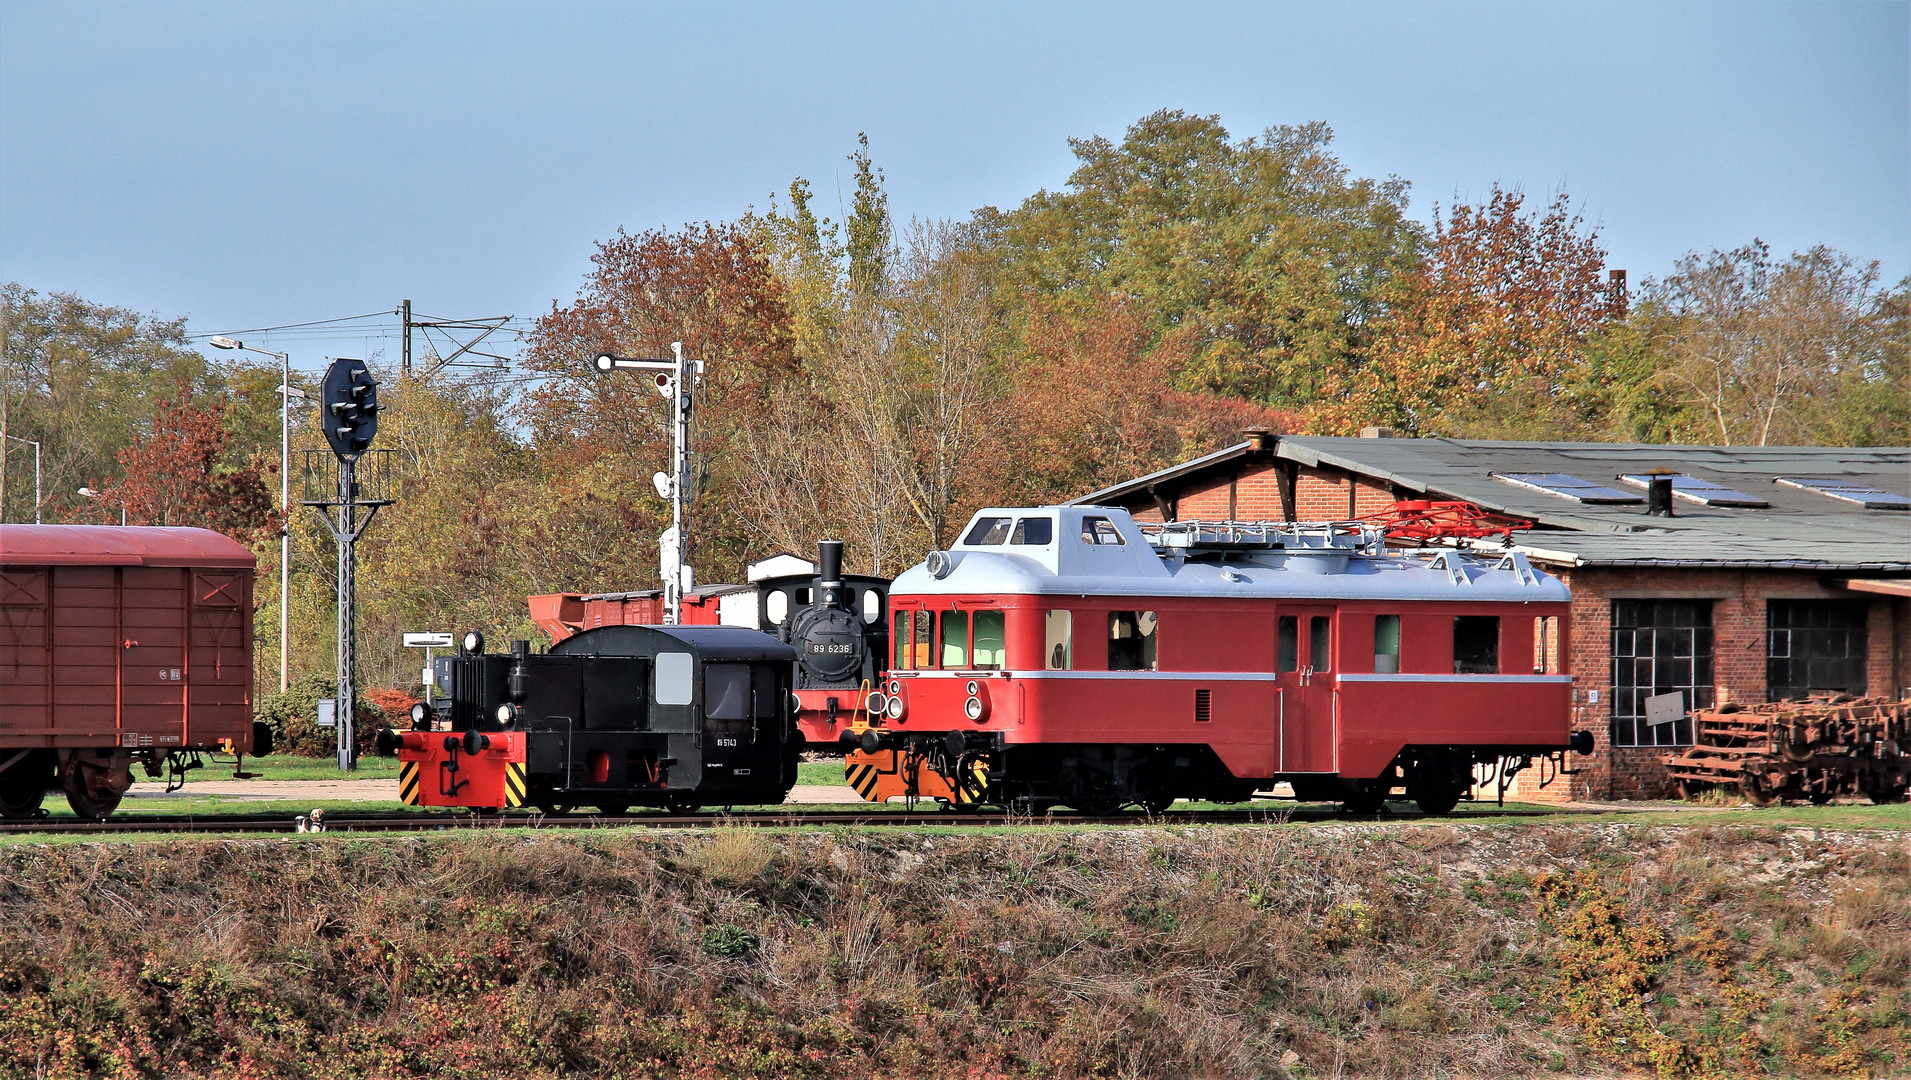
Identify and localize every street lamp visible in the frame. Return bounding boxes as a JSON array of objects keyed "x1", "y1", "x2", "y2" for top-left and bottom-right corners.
[
  {"x1": 211, "y1": 334, "x2": 297, "y2": 693},
  {"x1": 76, "y1": 487, "x2": 125, "y2": 526},
  {"x1": 2, "y1": 434, "x2": 40, "y2": 523}
]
